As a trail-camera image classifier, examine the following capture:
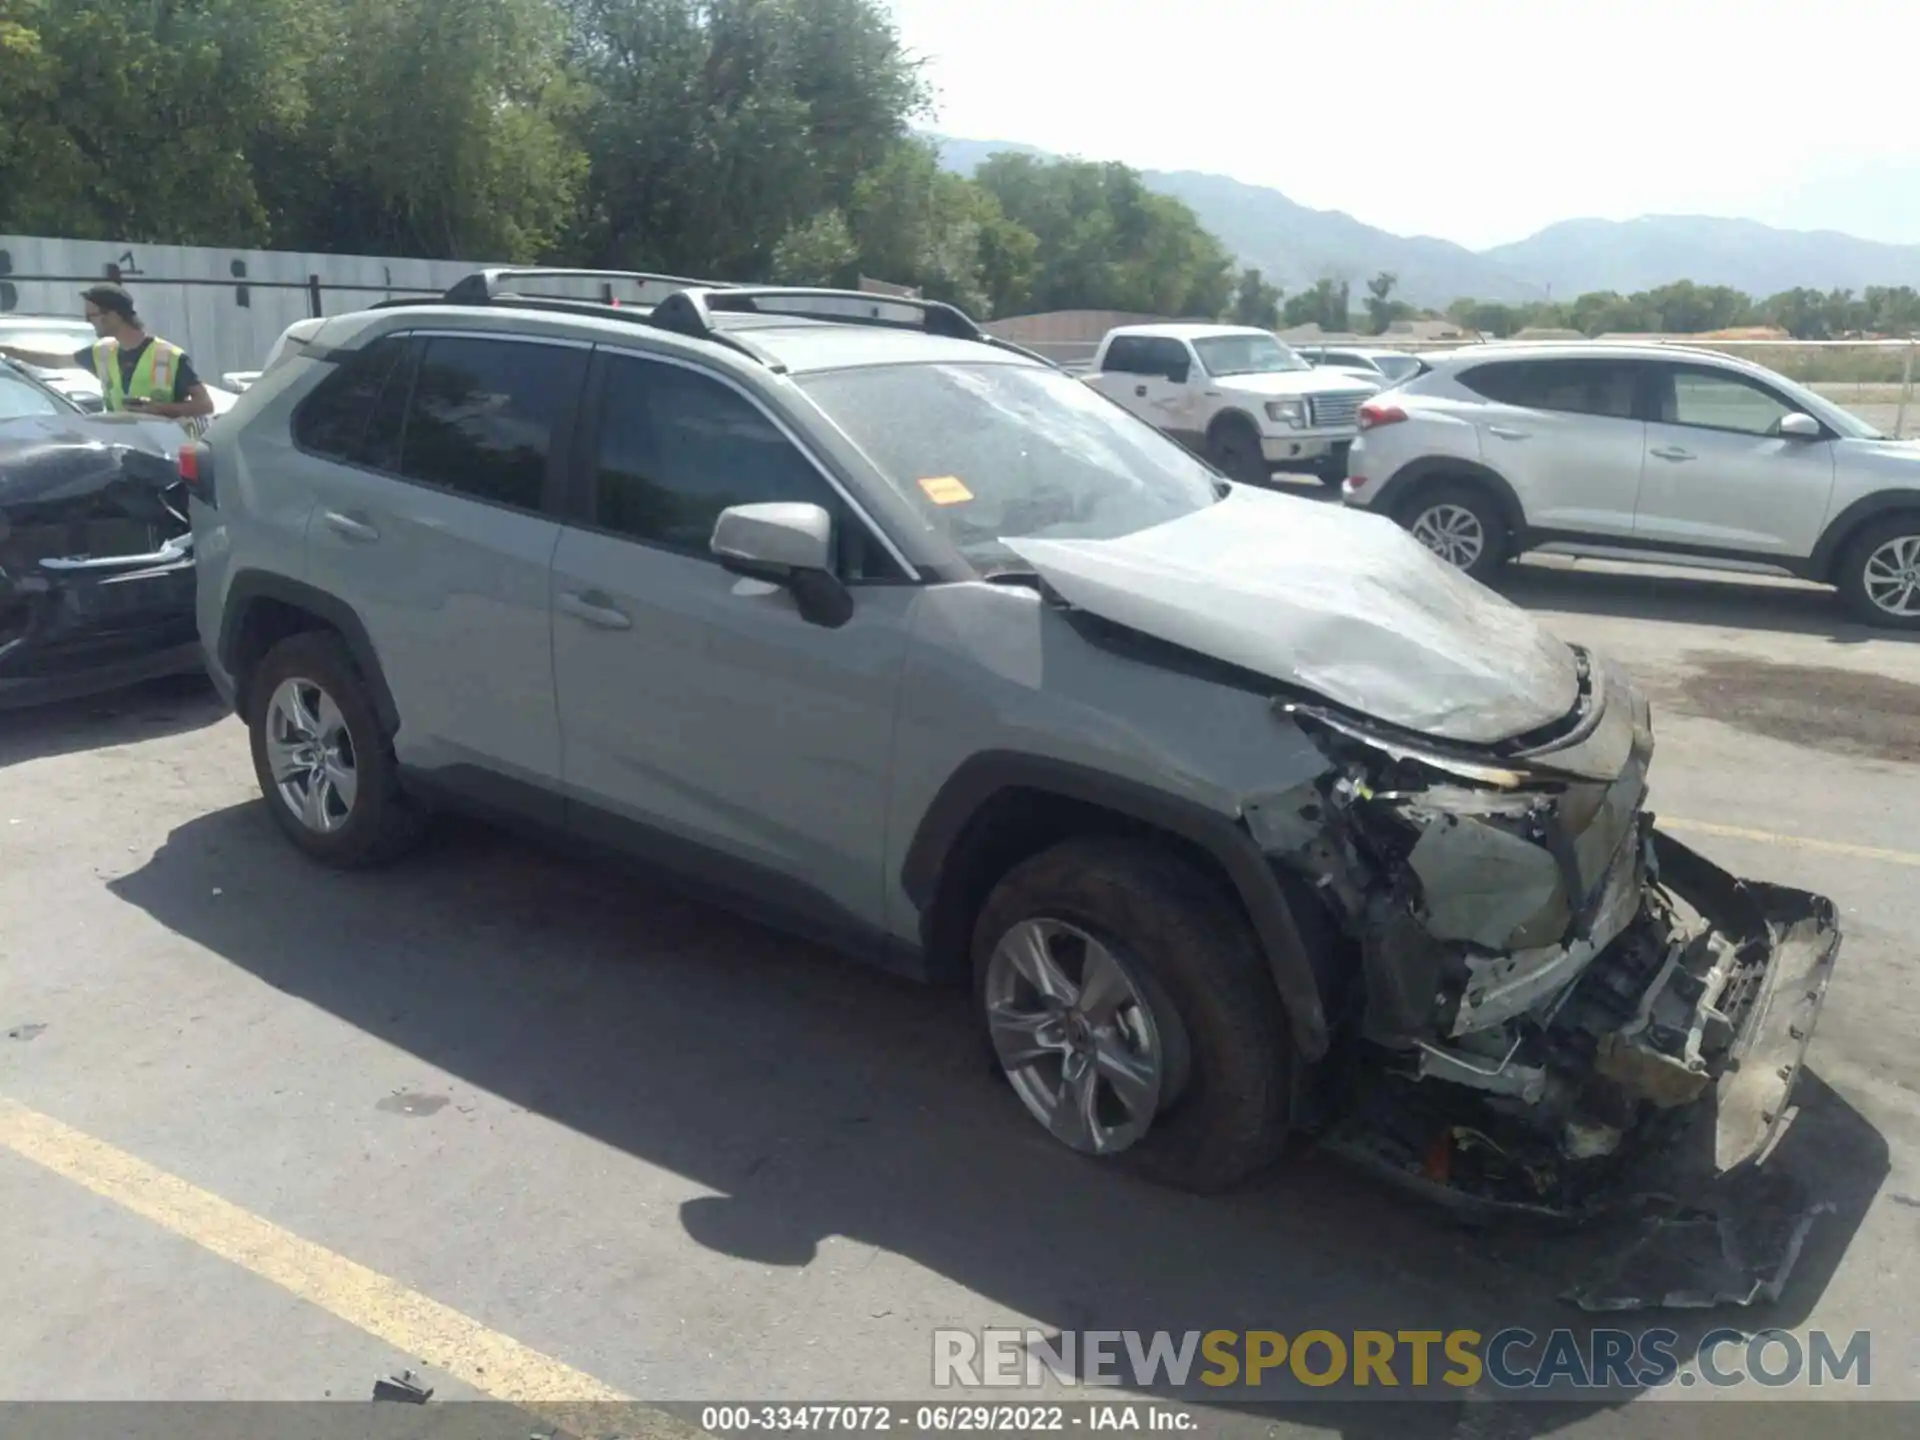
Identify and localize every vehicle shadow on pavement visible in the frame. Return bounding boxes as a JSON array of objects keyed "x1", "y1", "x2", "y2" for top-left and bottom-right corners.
[
  {"x1": 1494, "y1": 561, "x2": 1920, "y2": 646},
  {"x1": 110, "y1": 804, "x2": 1888, "y2": 1434},
  {"x1": 0, "y1": 674, "x2": 227, "y2": 769}
]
